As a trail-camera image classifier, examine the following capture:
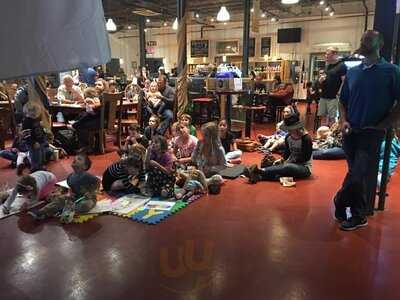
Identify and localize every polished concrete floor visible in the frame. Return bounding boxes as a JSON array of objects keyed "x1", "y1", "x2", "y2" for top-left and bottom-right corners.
[{"x1": 0, "y1": 113, "x2": 399, "y2": 300}]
